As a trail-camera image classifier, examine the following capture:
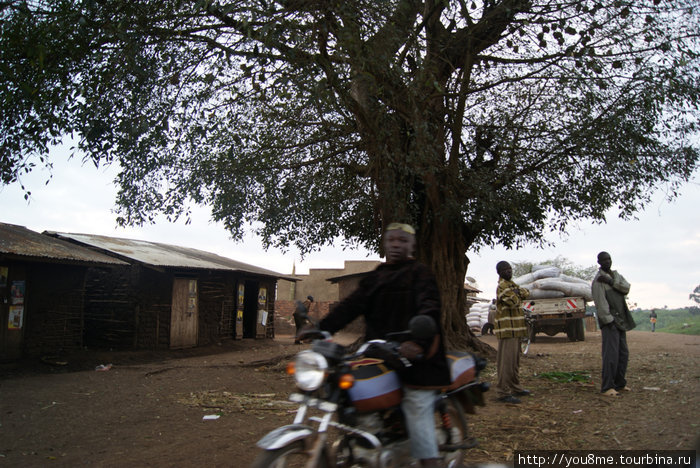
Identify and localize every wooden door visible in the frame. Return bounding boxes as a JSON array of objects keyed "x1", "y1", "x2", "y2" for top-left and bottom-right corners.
[{"x1": 170, "y1": 278, "x2": 198, "y2": 349}]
